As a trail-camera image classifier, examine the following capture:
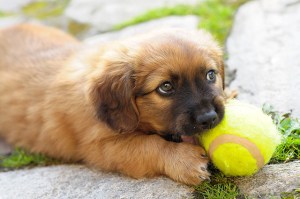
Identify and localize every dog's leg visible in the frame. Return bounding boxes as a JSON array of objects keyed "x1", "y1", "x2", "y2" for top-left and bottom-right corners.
[{"x1": 81, "y1": 133, "x2": 210, "y2": 185}]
